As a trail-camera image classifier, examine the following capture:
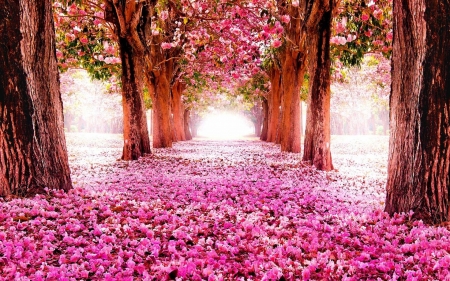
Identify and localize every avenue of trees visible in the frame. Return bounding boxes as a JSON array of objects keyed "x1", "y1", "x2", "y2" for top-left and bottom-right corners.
[{"x1": 0, "y1": 0, "x2": 449, "y2": 223}]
